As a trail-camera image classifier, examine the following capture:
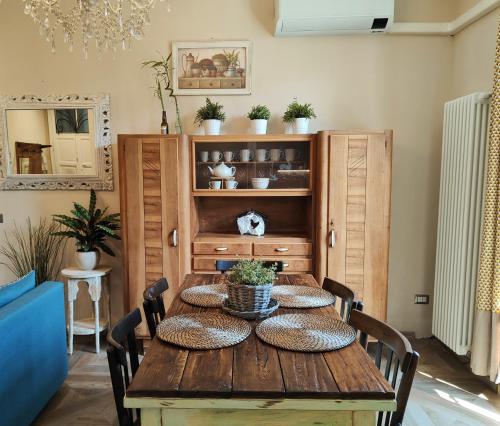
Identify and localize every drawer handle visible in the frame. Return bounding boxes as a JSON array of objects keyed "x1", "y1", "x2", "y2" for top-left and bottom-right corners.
[
  {"x1": 215, "y1": 247, "x2": 228, "y2": 252},
  {"x1": 275, "y1": 247, "x2": 289, "y2": 252},
  {"x1": 172, "y1": 229, "x2": 178, "y2": 247},
  {"x1": 283, "y1": 263, "x2": 289, "y2": 268},
  {"x1": 330, "y1": 230, "x2": 336, "y2": 248}
]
